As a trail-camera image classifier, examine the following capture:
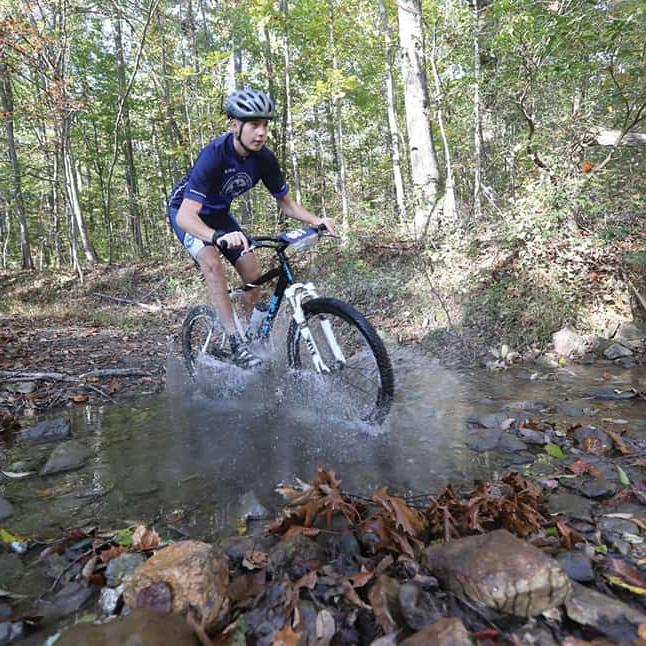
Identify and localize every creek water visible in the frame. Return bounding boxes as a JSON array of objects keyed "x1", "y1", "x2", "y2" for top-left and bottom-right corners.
[{"x1": 2, "y1": 349, "x2": 645, "y2": 543}]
